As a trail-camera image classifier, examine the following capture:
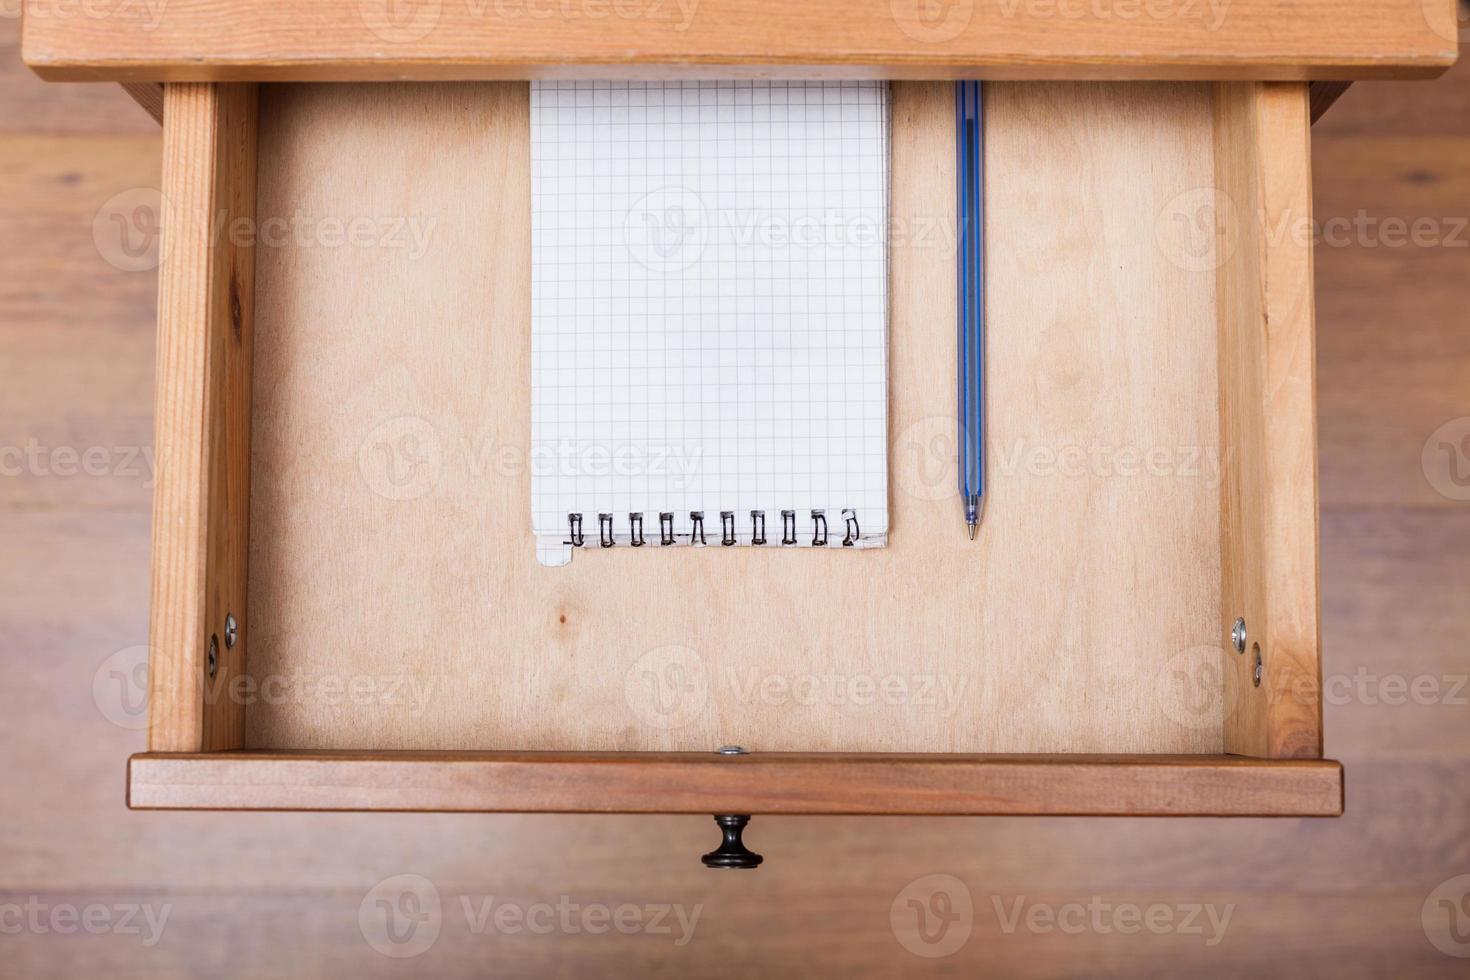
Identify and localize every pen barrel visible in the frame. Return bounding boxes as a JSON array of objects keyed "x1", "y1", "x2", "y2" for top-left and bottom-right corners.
[{"x1": 956, "y1": 81, "x2": 985, "y2": 502}]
